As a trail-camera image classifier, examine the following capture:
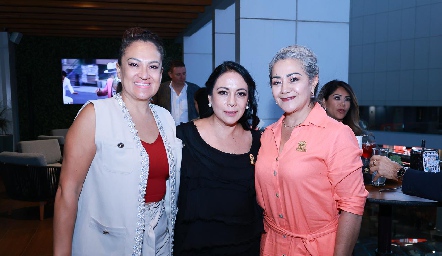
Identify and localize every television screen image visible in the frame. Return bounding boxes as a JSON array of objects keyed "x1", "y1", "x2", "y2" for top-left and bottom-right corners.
[{"x1": 61, "y1": 58, "x2": 119, "y2": 104}]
